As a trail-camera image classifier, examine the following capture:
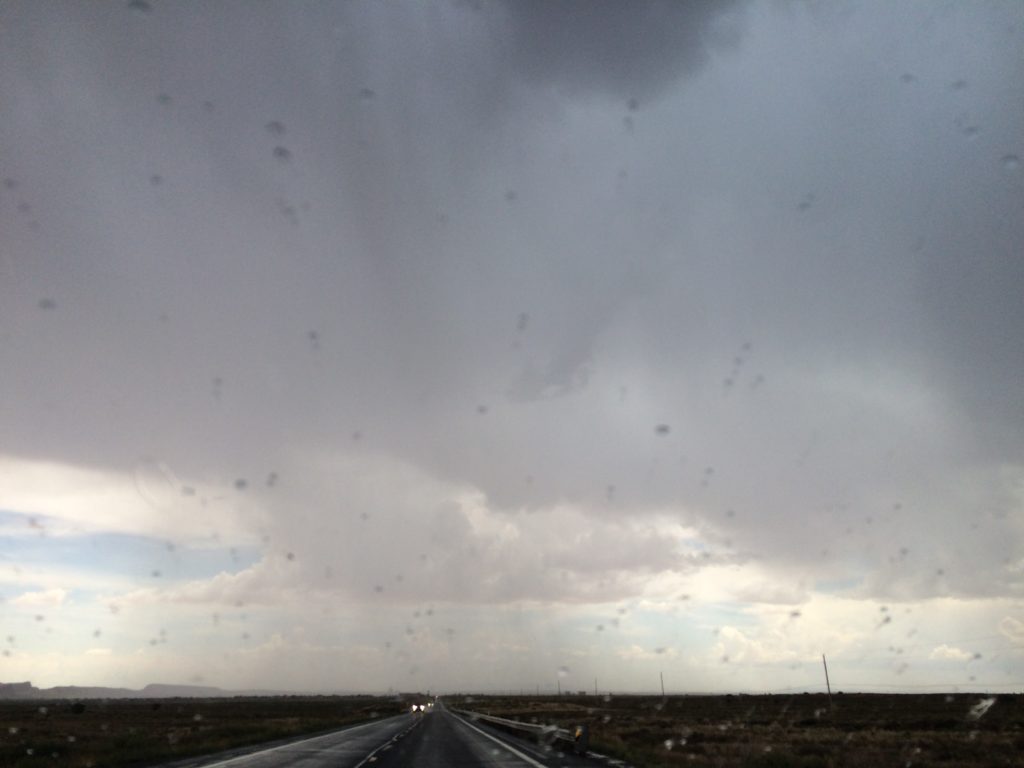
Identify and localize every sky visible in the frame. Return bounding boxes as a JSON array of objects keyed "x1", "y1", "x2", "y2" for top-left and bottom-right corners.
[{"x1": 1, "y1": 0, "x2": 1022, "y2": 695}]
